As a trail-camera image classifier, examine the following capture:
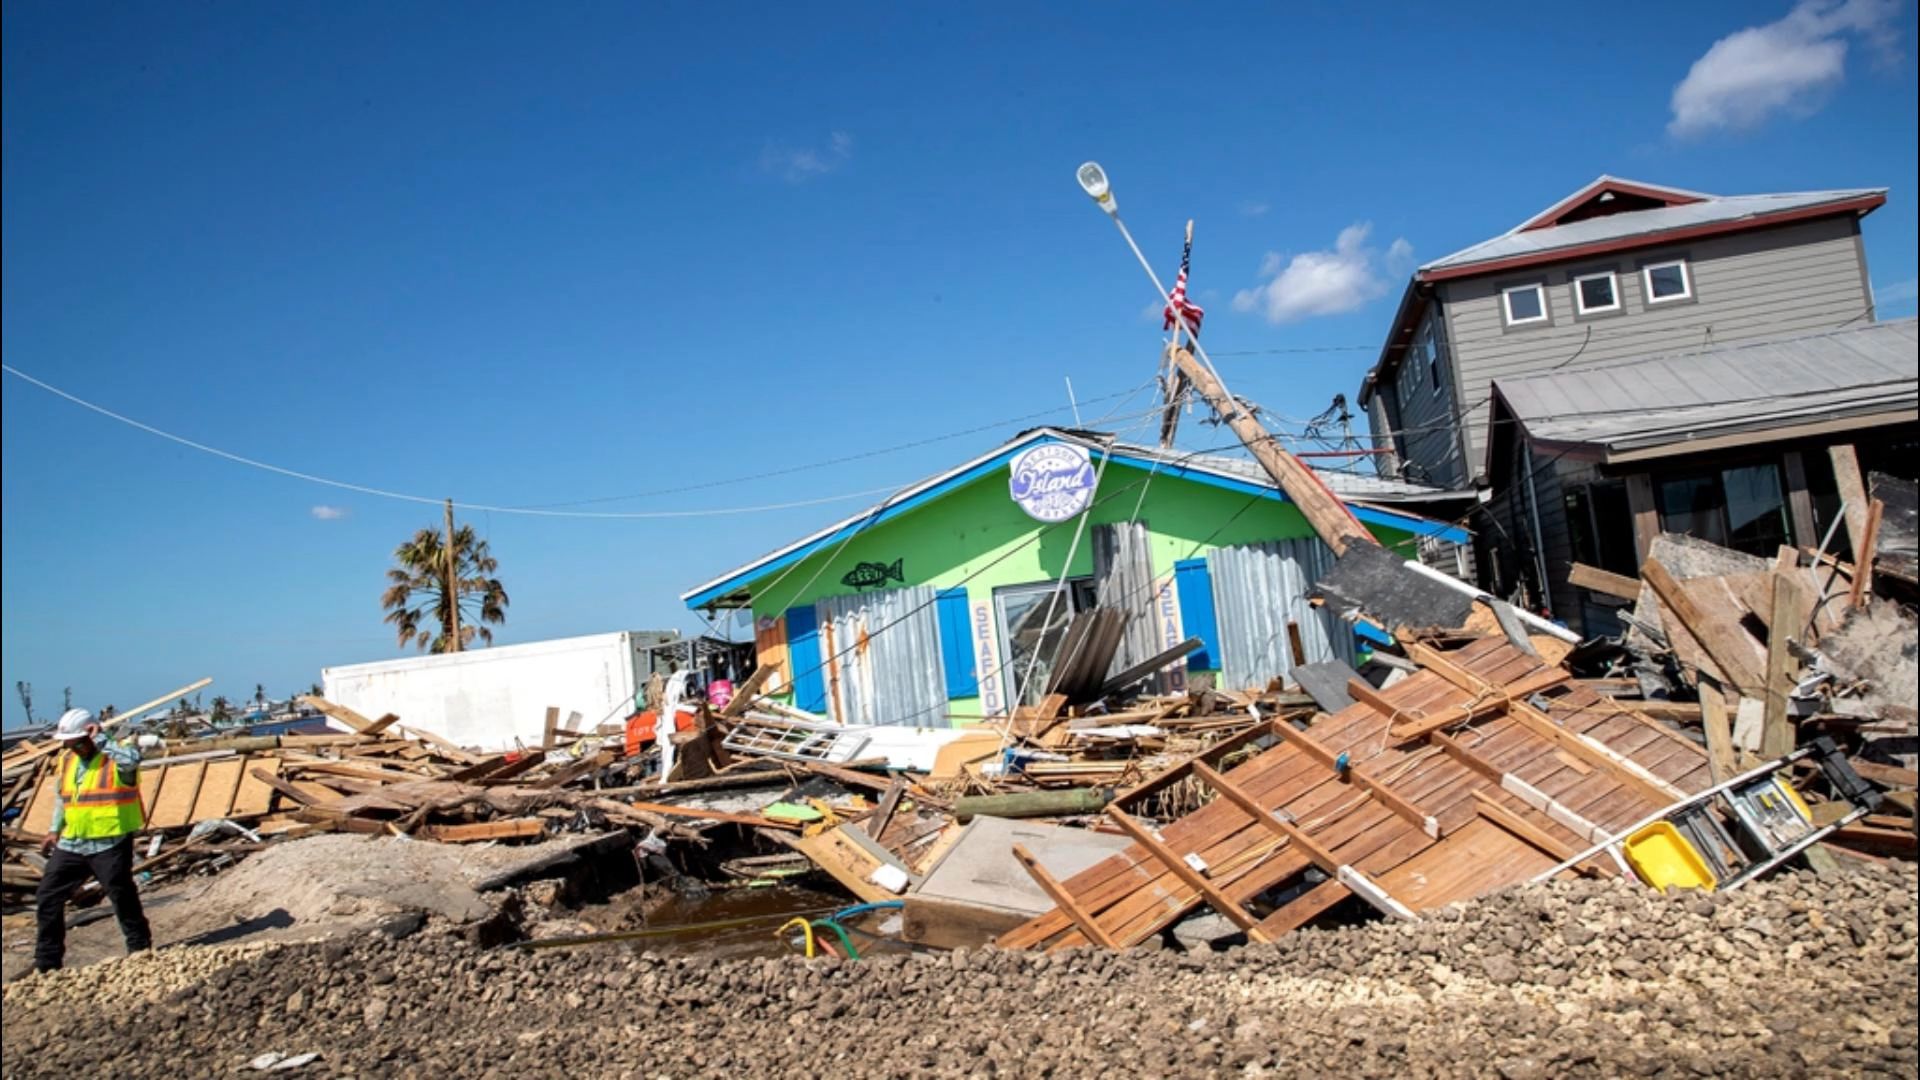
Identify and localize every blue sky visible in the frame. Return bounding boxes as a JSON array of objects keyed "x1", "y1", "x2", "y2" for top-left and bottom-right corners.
[{"x1": 5, "y1": 1, "x2": 1917, "y2": 724}]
